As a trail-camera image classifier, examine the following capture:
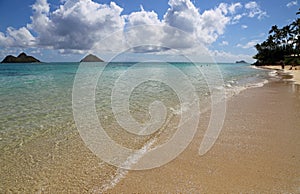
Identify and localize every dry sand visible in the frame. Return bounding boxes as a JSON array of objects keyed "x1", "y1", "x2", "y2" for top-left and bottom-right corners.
[
  {"x1": 260, "y1": 65, "x2": 300, "y2": 85},
  {"x1": 108, "y1": 81, "x2": 300, "y2": 193},
  {"x1": 287, "y1": 69, "x2": 300, "y2": 84}
]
